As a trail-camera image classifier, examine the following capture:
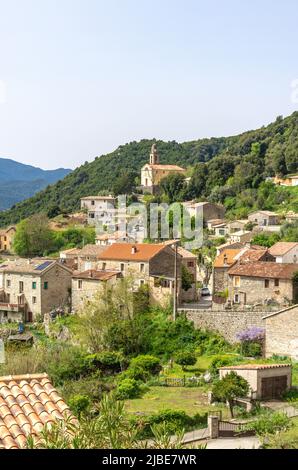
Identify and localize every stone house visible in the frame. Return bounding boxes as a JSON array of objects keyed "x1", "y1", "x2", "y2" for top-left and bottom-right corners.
[
  {"x1": 248, "y1": 210, "x2": 279, "y2": 227},
  {"x1": 213, "y1": 248, "x2": 244, "y2": 295},
  {"x1": 229, "y1": 230, "x2": 254, "y2": 244},
  {"x1": 0, "y1": 226, "x2": 16, "y2": 253},
  {"x1": 77, "y1": 244, "x2": 107, "y2": 272},
  {"x1": 141, "y1": 144, "x2": 186, "y2": 194},
  {"x1": 264, "y1": 305, "x2": 298, "y2": 360},
  {"x1": 95, "y1": 231, "x2": 135, "y2": 246},
  {"x1": 177, "y1": 246, "x2": 198, "y2": 302},
  {"x1": 213, "y1": 222, "x2": 228, "y2": 237},
  {"x1": 219, "y1": 364, "x2": 292, "y2": 400},
  {"x1": 0, "y1": 259, "x2": 72, "y2": 323},
  {"x1": 80, "y1": 195, "x2": 116, "y2": 226},
  {"x1": 183, "y1": 201, "x2": 225, "y2": 223},
  {"x1": 226, "y1": 219, "x2": 249, "y2": 234},
  {"x1": 72, "y1": 270, "x2": 121, "y2": 311},
  {"x1": 269, "y1": 242, "x2": 298, "y2": 264},
  {"x1": 97, "y1": 242, "x2": 188, "y2": 307},
  {"x1": 227, "y1": 261, "x2": 298, "y2": 308}
]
